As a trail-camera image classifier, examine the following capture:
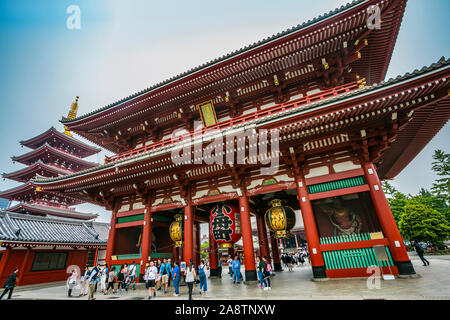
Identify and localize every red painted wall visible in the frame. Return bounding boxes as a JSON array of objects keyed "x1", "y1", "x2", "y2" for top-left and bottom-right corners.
[{"x1": 0, "y1": 248, "x2": 90, "y2": 286}]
